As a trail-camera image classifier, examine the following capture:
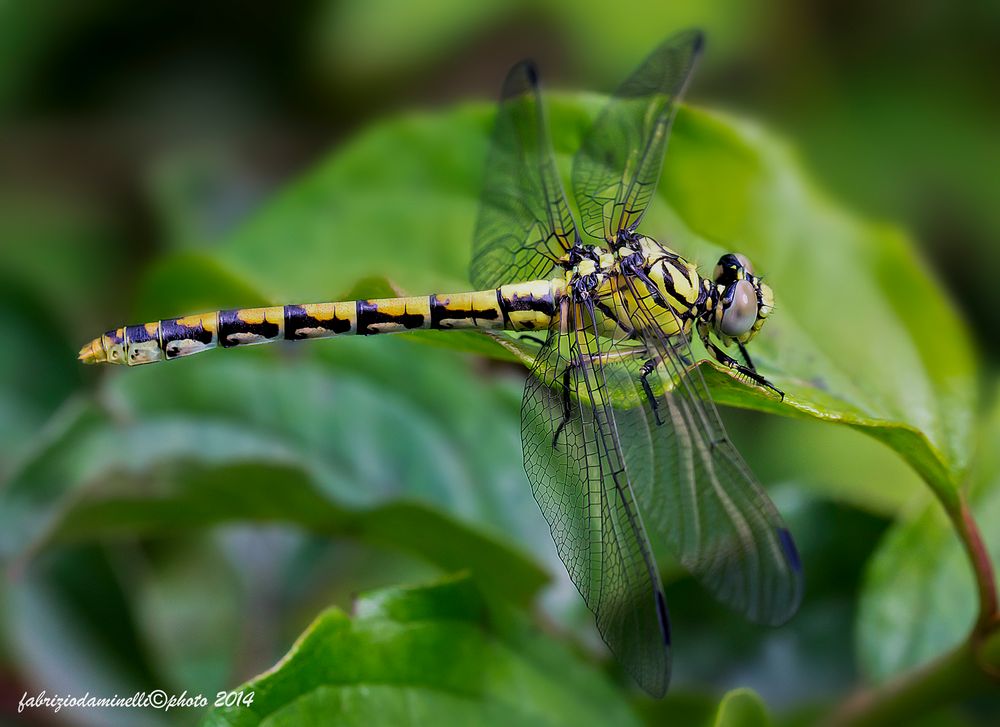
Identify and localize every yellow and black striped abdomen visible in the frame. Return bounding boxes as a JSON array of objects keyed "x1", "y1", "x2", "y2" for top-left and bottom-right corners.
[{"x1": 79, "y1": 279, "x2": 562, "y2": 366}]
